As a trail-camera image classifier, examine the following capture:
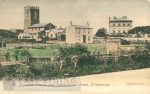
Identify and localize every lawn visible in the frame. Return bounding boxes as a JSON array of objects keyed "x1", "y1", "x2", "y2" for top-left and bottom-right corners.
[
  {"x1": 0, "y1": 48, "x2": 9, "y2": 62},
  {"x1": 0, "y1": 43, "x2": 106, "y2": 59},
  {"x1": 86, "y1": 43, "x2": 106, "y2": 54}
]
